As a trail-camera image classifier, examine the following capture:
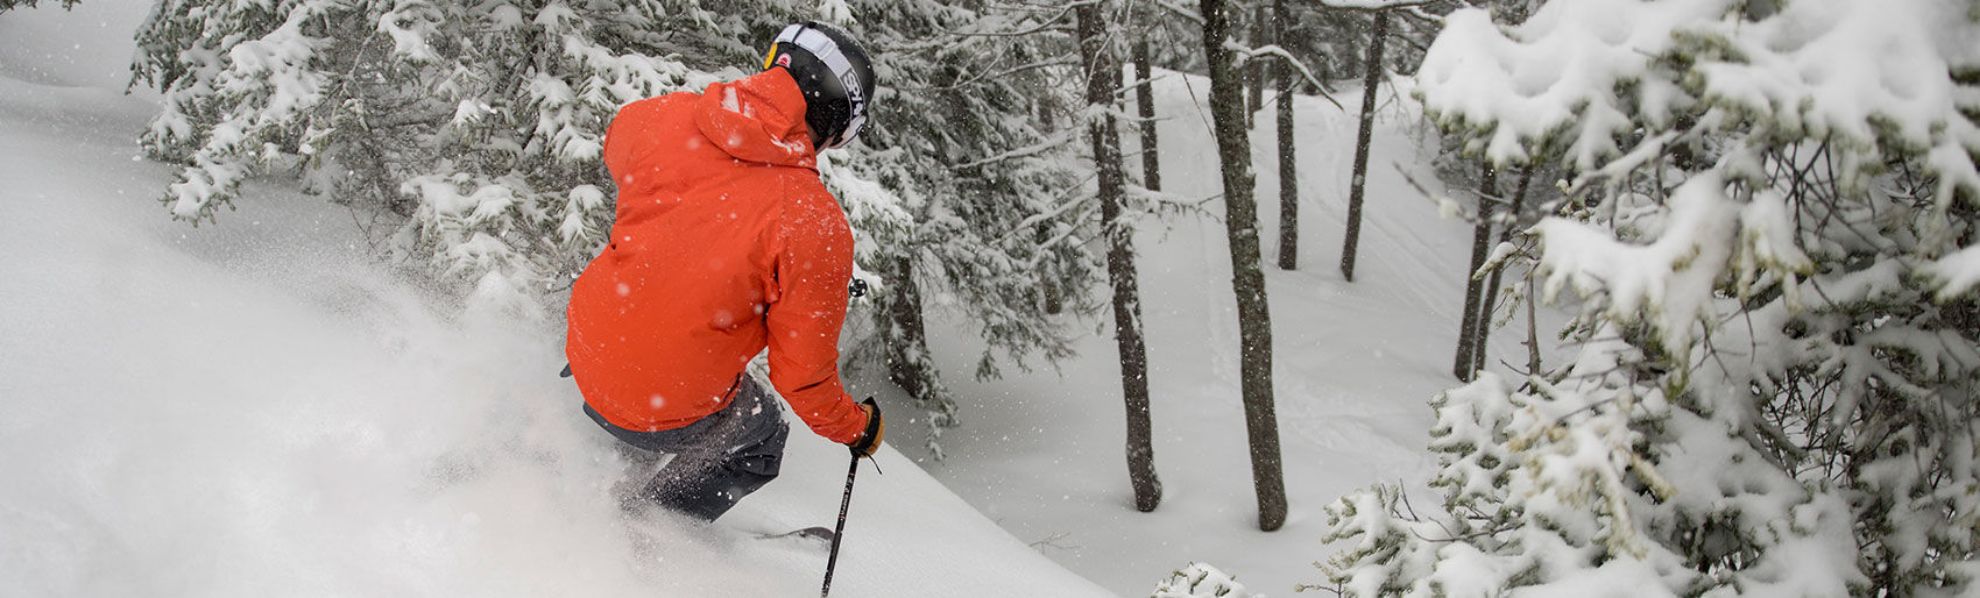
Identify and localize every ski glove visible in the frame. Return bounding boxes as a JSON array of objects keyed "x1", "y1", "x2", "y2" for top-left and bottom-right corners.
[{"x1": 848, "y1": 398, "x2": 884, "y2": 457}]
